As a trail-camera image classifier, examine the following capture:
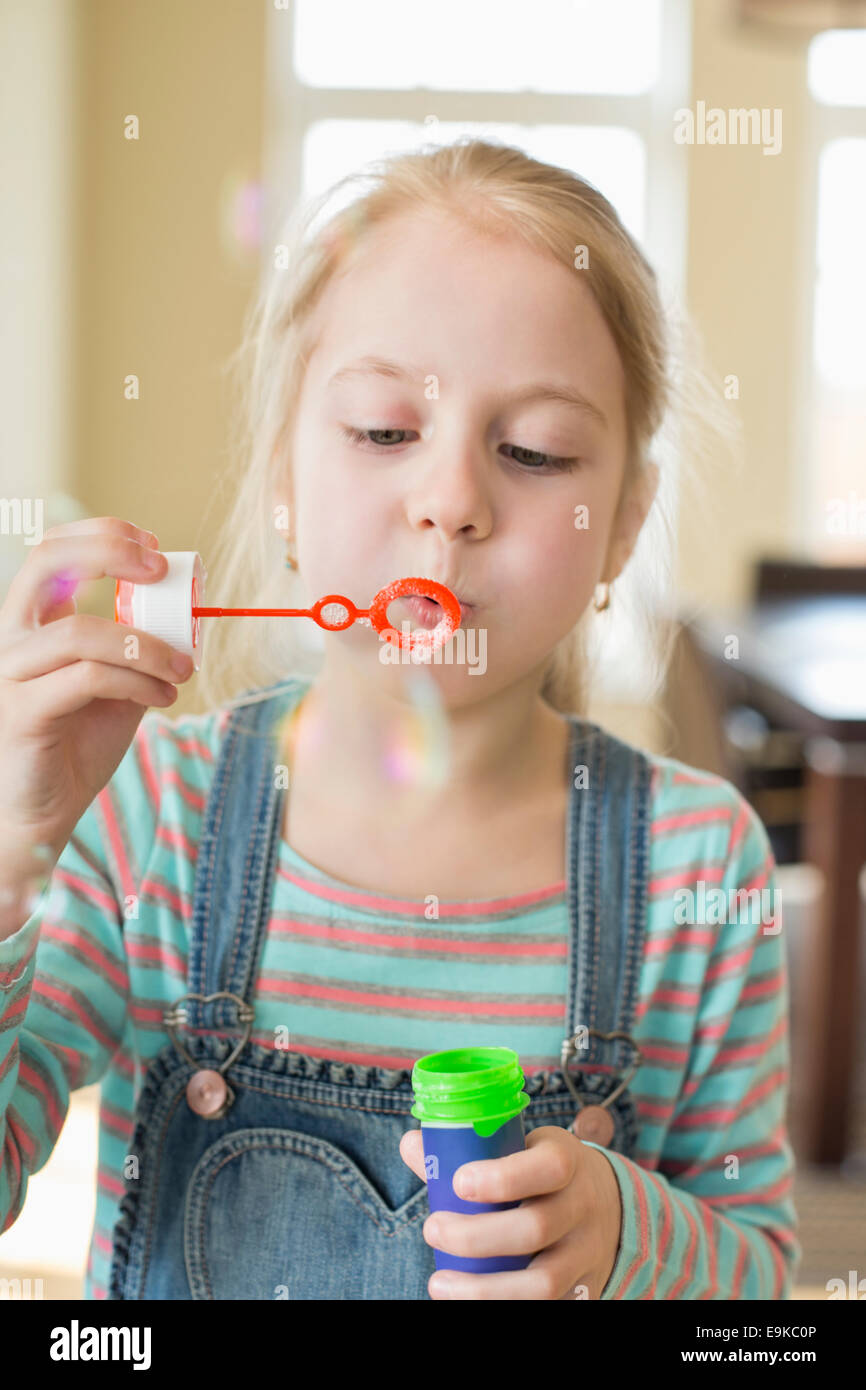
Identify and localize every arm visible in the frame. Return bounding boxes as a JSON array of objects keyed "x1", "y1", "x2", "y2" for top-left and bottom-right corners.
[
  {"x1": 588, "y1": 798, "x2": 801, "y2": 1299},
  {"x1": 0, "y1": 714, "x2": 163, "y2": 1234}
]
